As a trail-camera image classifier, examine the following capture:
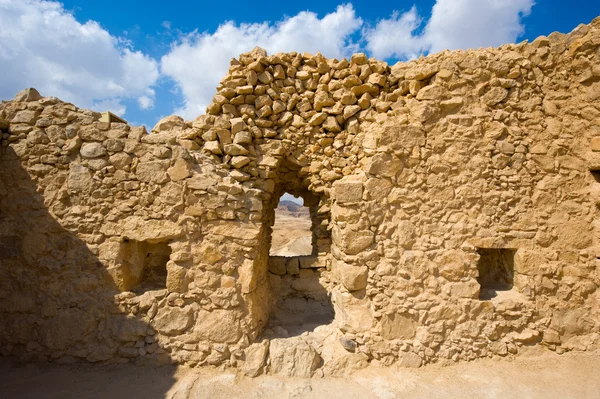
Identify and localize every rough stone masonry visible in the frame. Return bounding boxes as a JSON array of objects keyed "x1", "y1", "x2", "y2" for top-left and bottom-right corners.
[{"x1": 0, "y1": 16, "x2": 599, "y2": 378}]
